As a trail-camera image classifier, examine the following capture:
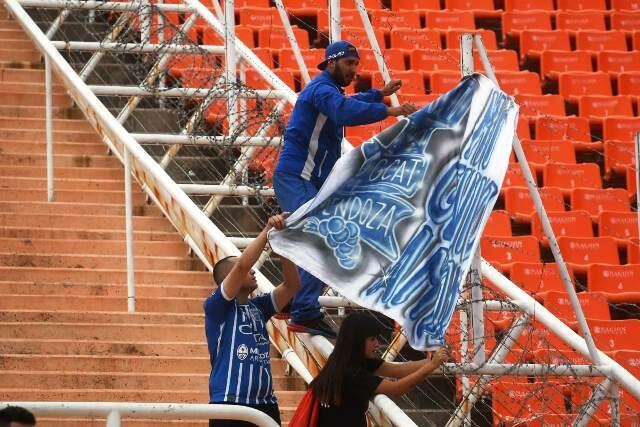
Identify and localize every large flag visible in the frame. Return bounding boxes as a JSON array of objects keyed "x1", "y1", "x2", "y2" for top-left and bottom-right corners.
[{"x1": 269, "y1": 73, "x2": 519, "y2": 350}]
